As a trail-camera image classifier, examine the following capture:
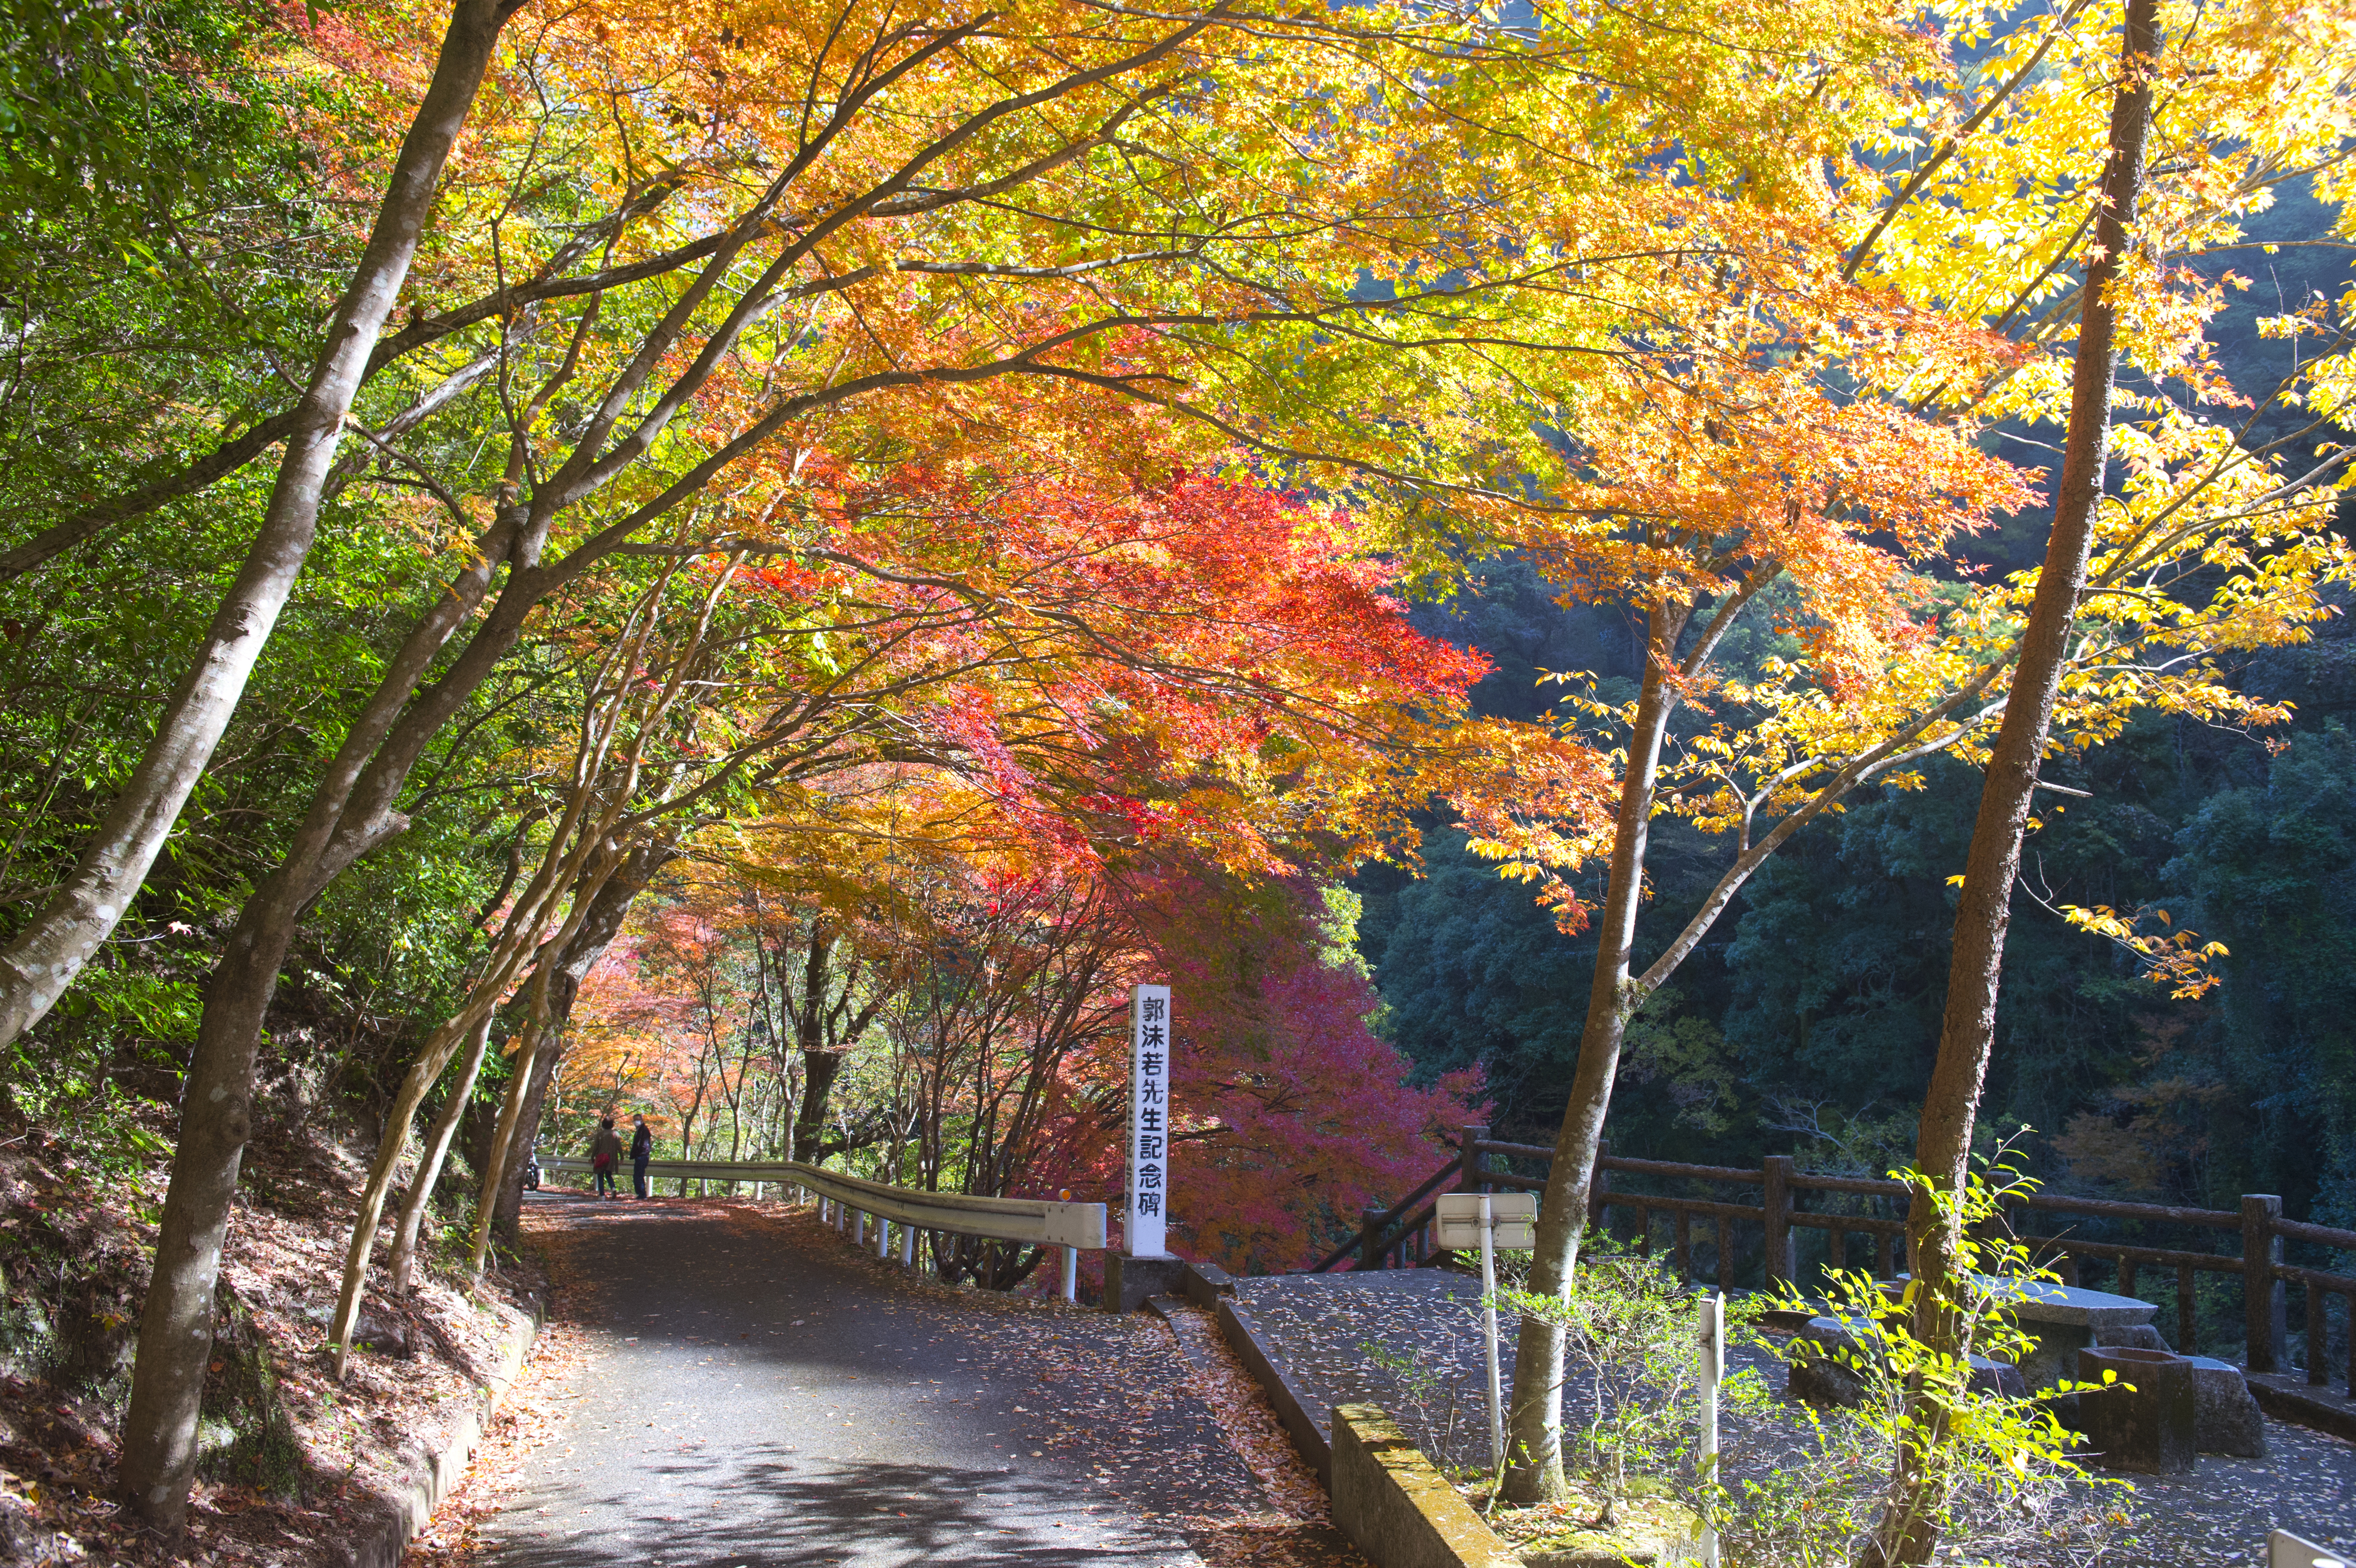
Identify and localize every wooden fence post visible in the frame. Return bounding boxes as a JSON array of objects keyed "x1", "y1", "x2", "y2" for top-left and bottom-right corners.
[
  {"x1": 1361, "y1": 1203, "x2": 1388, "y2": 1272},
  {"x1": 1460, "y1": 1124, "x2": 1490, "y2": 1192},
  {"x1": 2307, "y1": 1283, "x2": 2329, "y2": 1386},
  {"x1": 2241, "y1": 1194, "x2": 2286, "y2": 1373},
  {"x1": 1762, "y1": 1156, "x2": 1796, "y2": 1289}
]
